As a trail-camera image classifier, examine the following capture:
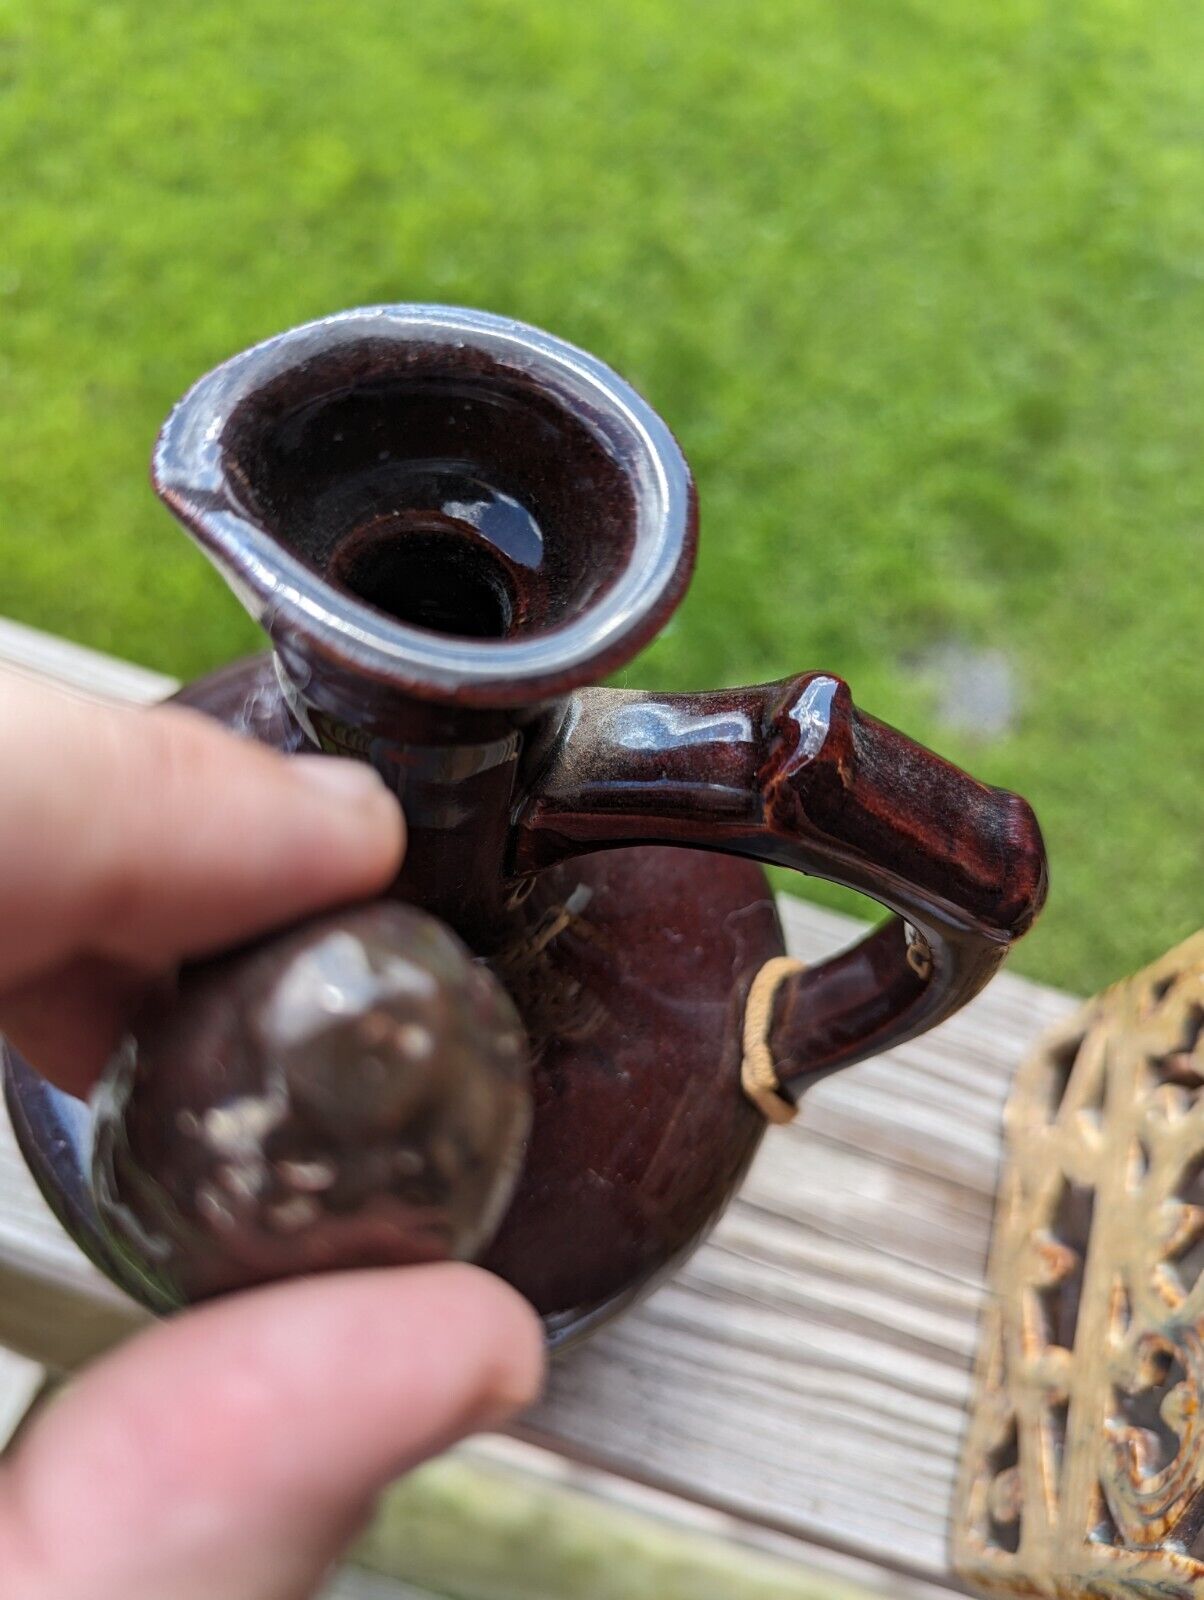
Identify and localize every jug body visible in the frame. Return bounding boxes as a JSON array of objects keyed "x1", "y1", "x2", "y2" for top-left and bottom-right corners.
[{"x1": 4, "y1": 306, "x2": 1047, "y2": 1345}]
